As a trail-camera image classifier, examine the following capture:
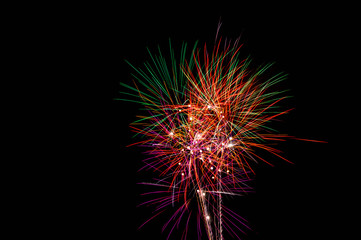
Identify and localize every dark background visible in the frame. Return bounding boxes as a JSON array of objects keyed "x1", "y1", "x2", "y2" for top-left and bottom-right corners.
[{"x1": 80, "y1": 3, "x2": 336, "y2": 239}]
